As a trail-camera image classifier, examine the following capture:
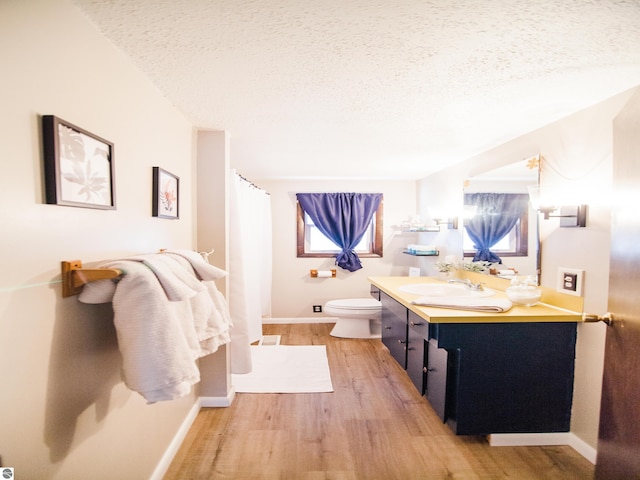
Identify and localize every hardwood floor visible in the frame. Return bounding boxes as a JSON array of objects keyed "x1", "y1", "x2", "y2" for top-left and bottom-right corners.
[{"x1": 164, "y1": 323, "x2": 595, "y2": 479}]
